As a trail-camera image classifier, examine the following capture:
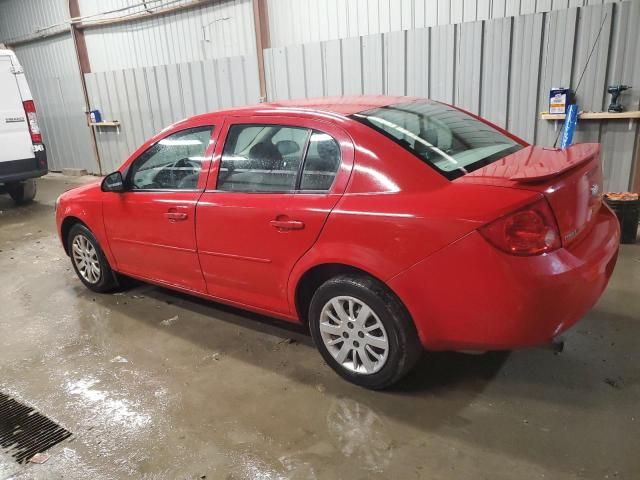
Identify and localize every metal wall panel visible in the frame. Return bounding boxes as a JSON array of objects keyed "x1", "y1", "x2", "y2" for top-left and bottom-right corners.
[
  {"x1": 430, "y1": 24, "x2": 455, "y2": 103},
  {"x1": 263, "y1": 1, "x2": 639, "y2": 191},
  {"x1": 0, "y1": 0, "x2": 69, "y2": 43},
  {"x1": 405, "y1": 27, "x2": 429, "y2": 98},
  {"x1": 13, "y1": 35, "x2": 96, "y2": 172},
  {"x1": 536, "y1": 7, "x2": 579, "y2": 146},
  {"x1": 480, "y1": 17, "x2": 511, "y2": 126},
  {"x1": 454, "y1": 21, "x2": 483, "y2": 113},
  {"x1": 81, "y1": 0, "x2": 256, "y2": 72},
  {"x1": 85, "y1": 54, "x2": 260, "y2": 172},
  {"x1": 384, "y1": 30, "x2": 406, "y2": 96},
  {"x1": 265, "y1": 0, "x2": 621, "y2": 48},
  {"x1": 507, "y1": 12, "x2": 543, "y2": 142},
  {"x1": 597, "y1": 0, "x2": 640, "y2": 190}
]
